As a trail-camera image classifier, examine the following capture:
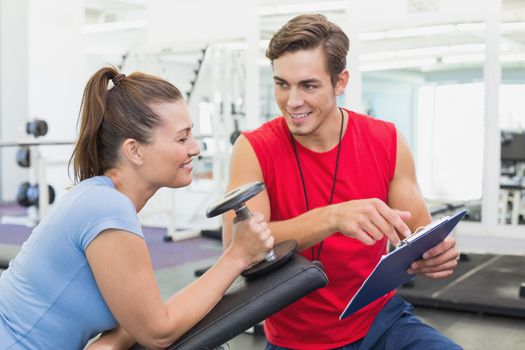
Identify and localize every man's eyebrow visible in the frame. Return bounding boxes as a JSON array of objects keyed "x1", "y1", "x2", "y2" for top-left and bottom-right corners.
[
  {"x1": 299, "y1": 78, "x2": 321, "y2": 85},
  {"x1": 273, "y1": 76, "x2": 321, "y2": 85}
]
